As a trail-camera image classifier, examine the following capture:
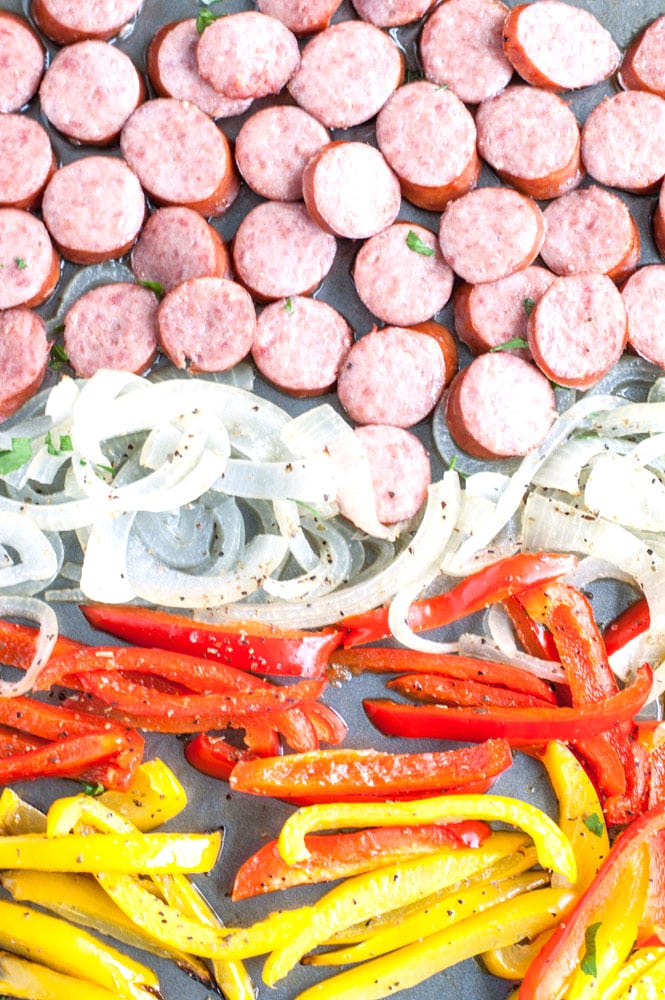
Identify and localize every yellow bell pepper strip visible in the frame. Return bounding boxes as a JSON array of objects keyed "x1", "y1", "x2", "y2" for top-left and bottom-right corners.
[
  {"x1": 98, "y1": 759, "x2": 187, "y2": 831},
  {"x1": 261, "y1": 835, "x2": 536, "y2": 986},
  {"x1": 292, "y1": 886, "x2": 576, "y2": 1000},
  {"x1": 0, "y1": 949, "x2": 124, "y2": 1000},
  {"x1": 0, "y1": 899, "x2": 160, "y2": 1000},
  {"x1": 481, "y1": 933, "x2": 556, "y2": 980},
  {"x1": 601, "y1": 948, "x2": 665, "y2": 1000},
  {"x1": 0, "y1": 788, "x2": 46, "y2": 835},
  {"x1": 277, "y1": 793, "x2": 577, "y2": 883}
]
